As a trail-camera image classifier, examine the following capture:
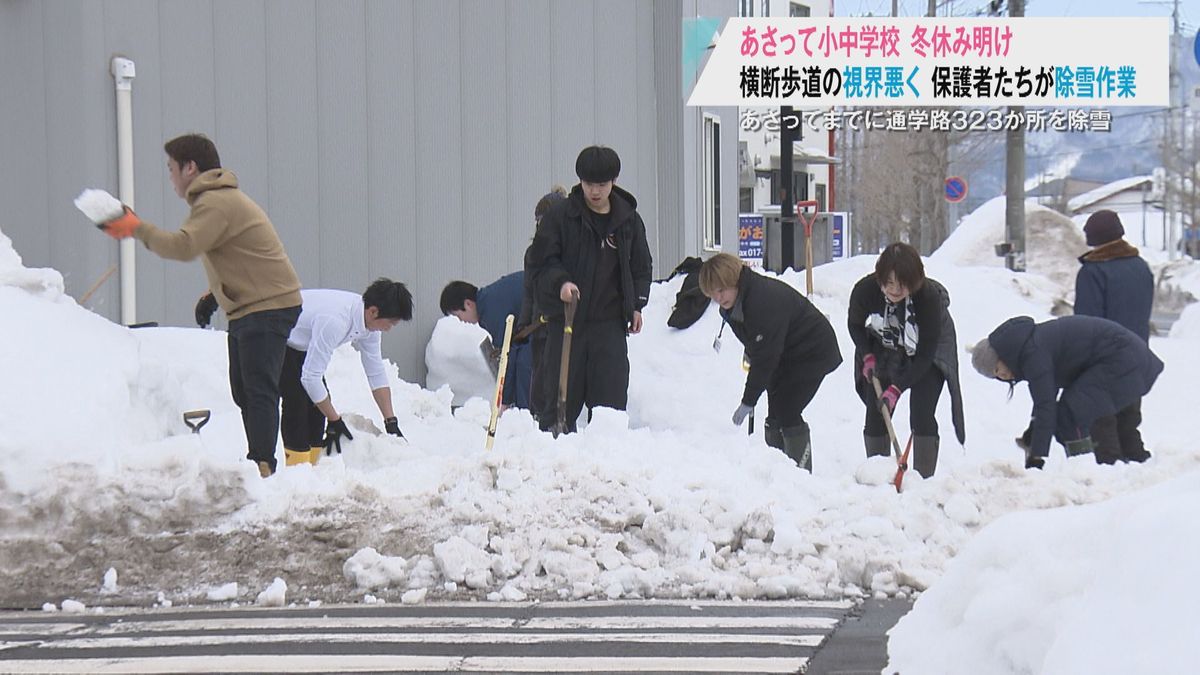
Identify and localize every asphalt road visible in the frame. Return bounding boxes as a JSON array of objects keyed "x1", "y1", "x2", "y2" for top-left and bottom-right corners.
[{"x1": 0, "y1": 597, "x2": 917, "y2": 674}]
